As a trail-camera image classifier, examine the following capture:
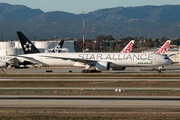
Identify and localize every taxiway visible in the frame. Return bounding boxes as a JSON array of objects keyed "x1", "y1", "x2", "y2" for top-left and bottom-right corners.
[{"x1": 0, "y1": 95, "x2": 179, "y2": 108}]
